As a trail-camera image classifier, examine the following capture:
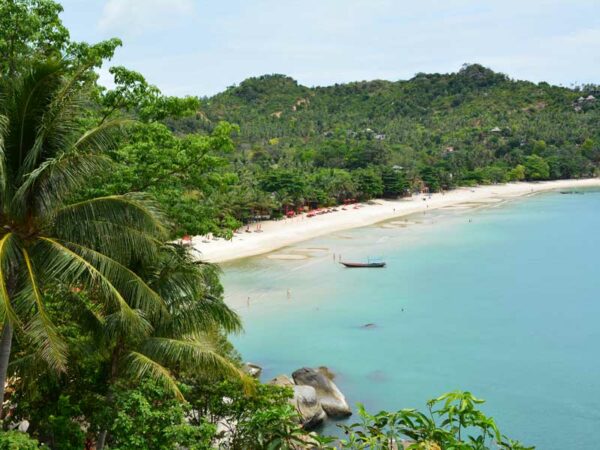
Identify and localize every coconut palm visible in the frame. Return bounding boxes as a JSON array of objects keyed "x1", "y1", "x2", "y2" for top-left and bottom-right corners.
[
  {"x1": 0, "y1": 56, "x2": 244, "y2": 417},
  {"x1": 102, "y1": 244, "x2": 245, "y2": 400},
  {"x1": 88, "y1": 244, "x2": 247, "y2": 448},
  {"x1": 0, "y1": 59, "x2": 249, "y2": 444},
  {"x1": 0, "y1": 58, "x2": 171, "y2": 417}
]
